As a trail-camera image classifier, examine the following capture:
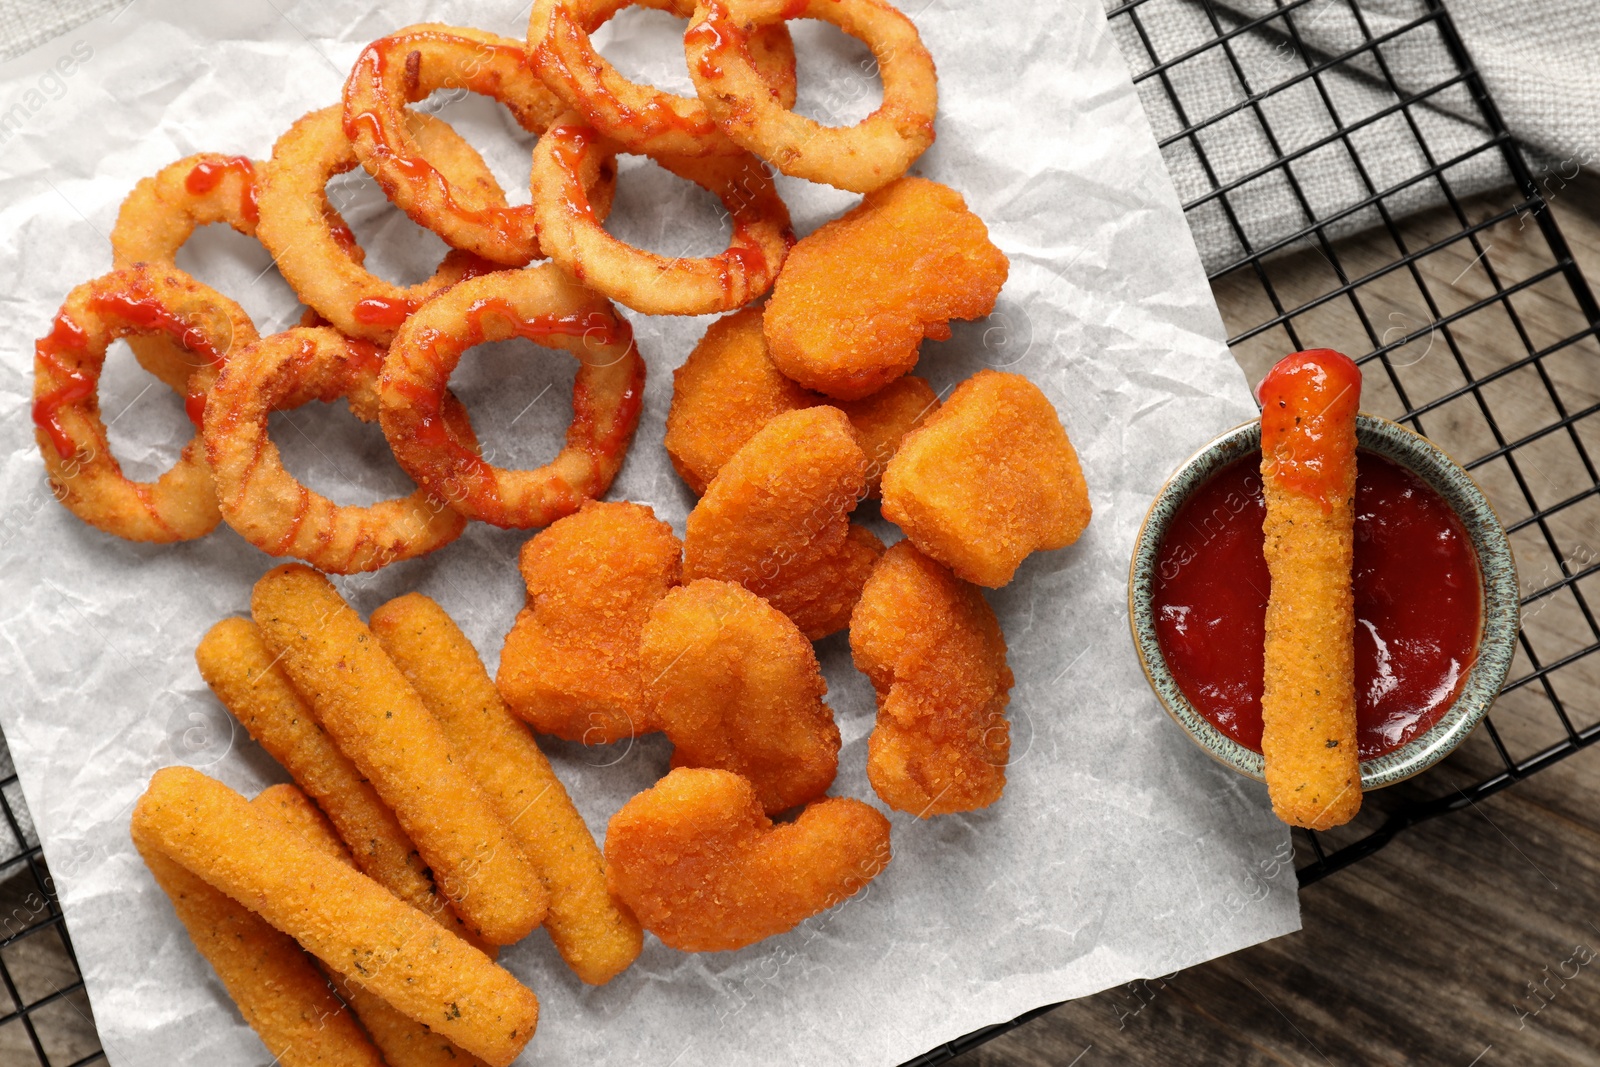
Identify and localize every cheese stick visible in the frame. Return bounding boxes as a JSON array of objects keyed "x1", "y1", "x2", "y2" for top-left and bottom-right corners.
[
  {"x1": 133, "y1": 823, "x2": 383, "y2": 1067},
  {"x1": 196, "y1": 617, "x2": 480, "y2": 948},
  {"x1": 370, "y1": 593, "x2": 643, "y2": 985},
  {"x1": 250, "y1": 564, "x2": 547, "y2": 944},
  {"x1": 1258, "y1": 348, "x2": 1363, "y2": 829},
  {"x1": 251, "y1": 784, "x2": 489, "y2": 1067},
  {"x1": 132, "y1": 766, "x2": 538, "y2": 1067}
]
